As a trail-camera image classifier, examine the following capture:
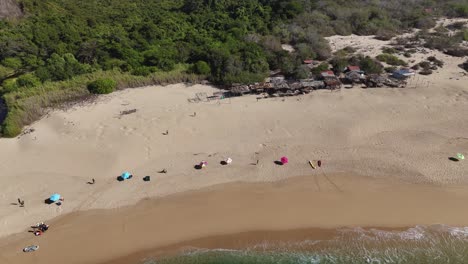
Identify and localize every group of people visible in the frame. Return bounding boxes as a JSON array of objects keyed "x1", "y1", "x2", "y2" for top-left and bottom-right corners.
[{"x1": 32, "y1": 223, "x2": 49, "y2": 236}]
